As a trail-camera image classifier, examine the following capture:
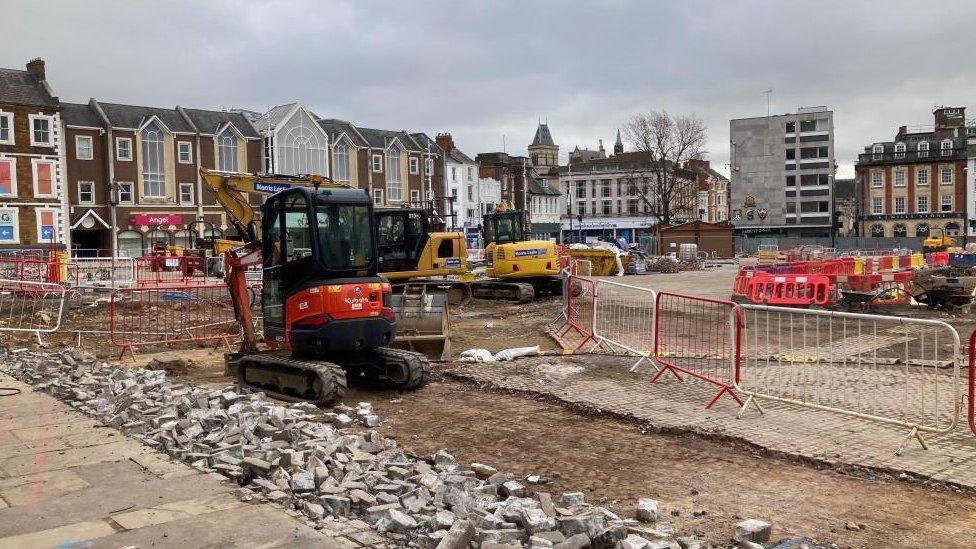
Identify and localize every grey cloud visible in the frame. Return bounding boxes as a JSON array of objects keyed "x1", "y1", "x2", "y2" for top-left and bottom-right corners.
[{"x1": 4, "y1": 0, "x2": 976, "y2": 178}]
